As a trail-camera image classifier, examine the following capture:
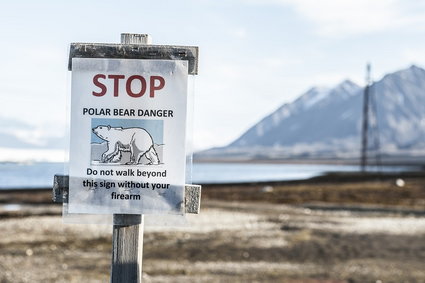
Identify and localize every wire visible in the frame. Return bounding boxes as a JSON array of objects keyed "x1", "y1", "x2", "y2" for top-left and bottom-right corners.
[{"x1": 369, "y1": 83, "x2": 382, "y2": 171}]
